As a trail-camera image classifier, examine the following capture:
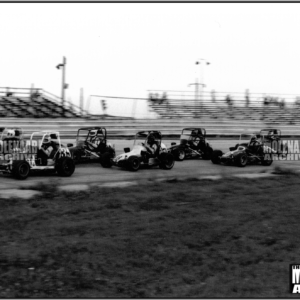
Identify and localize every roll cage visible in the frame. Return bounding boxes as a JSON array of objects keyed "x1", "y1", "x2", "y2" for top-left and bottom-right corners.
[
  {"x1": 76, "y1": 127, "x2": 107, "y2": 145},
  {"x1": 31, "y1": 131, "x2": 64, "y2": 160},
  {"x1": 181, "y1": 128, "x2": 206, "y2": 138},
  {"x1": 134, "y1": 131, "x2": 162, "y2": 147},
  {"x1": 259, "y1": 128, "x2": 281, "y2": 142}
]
